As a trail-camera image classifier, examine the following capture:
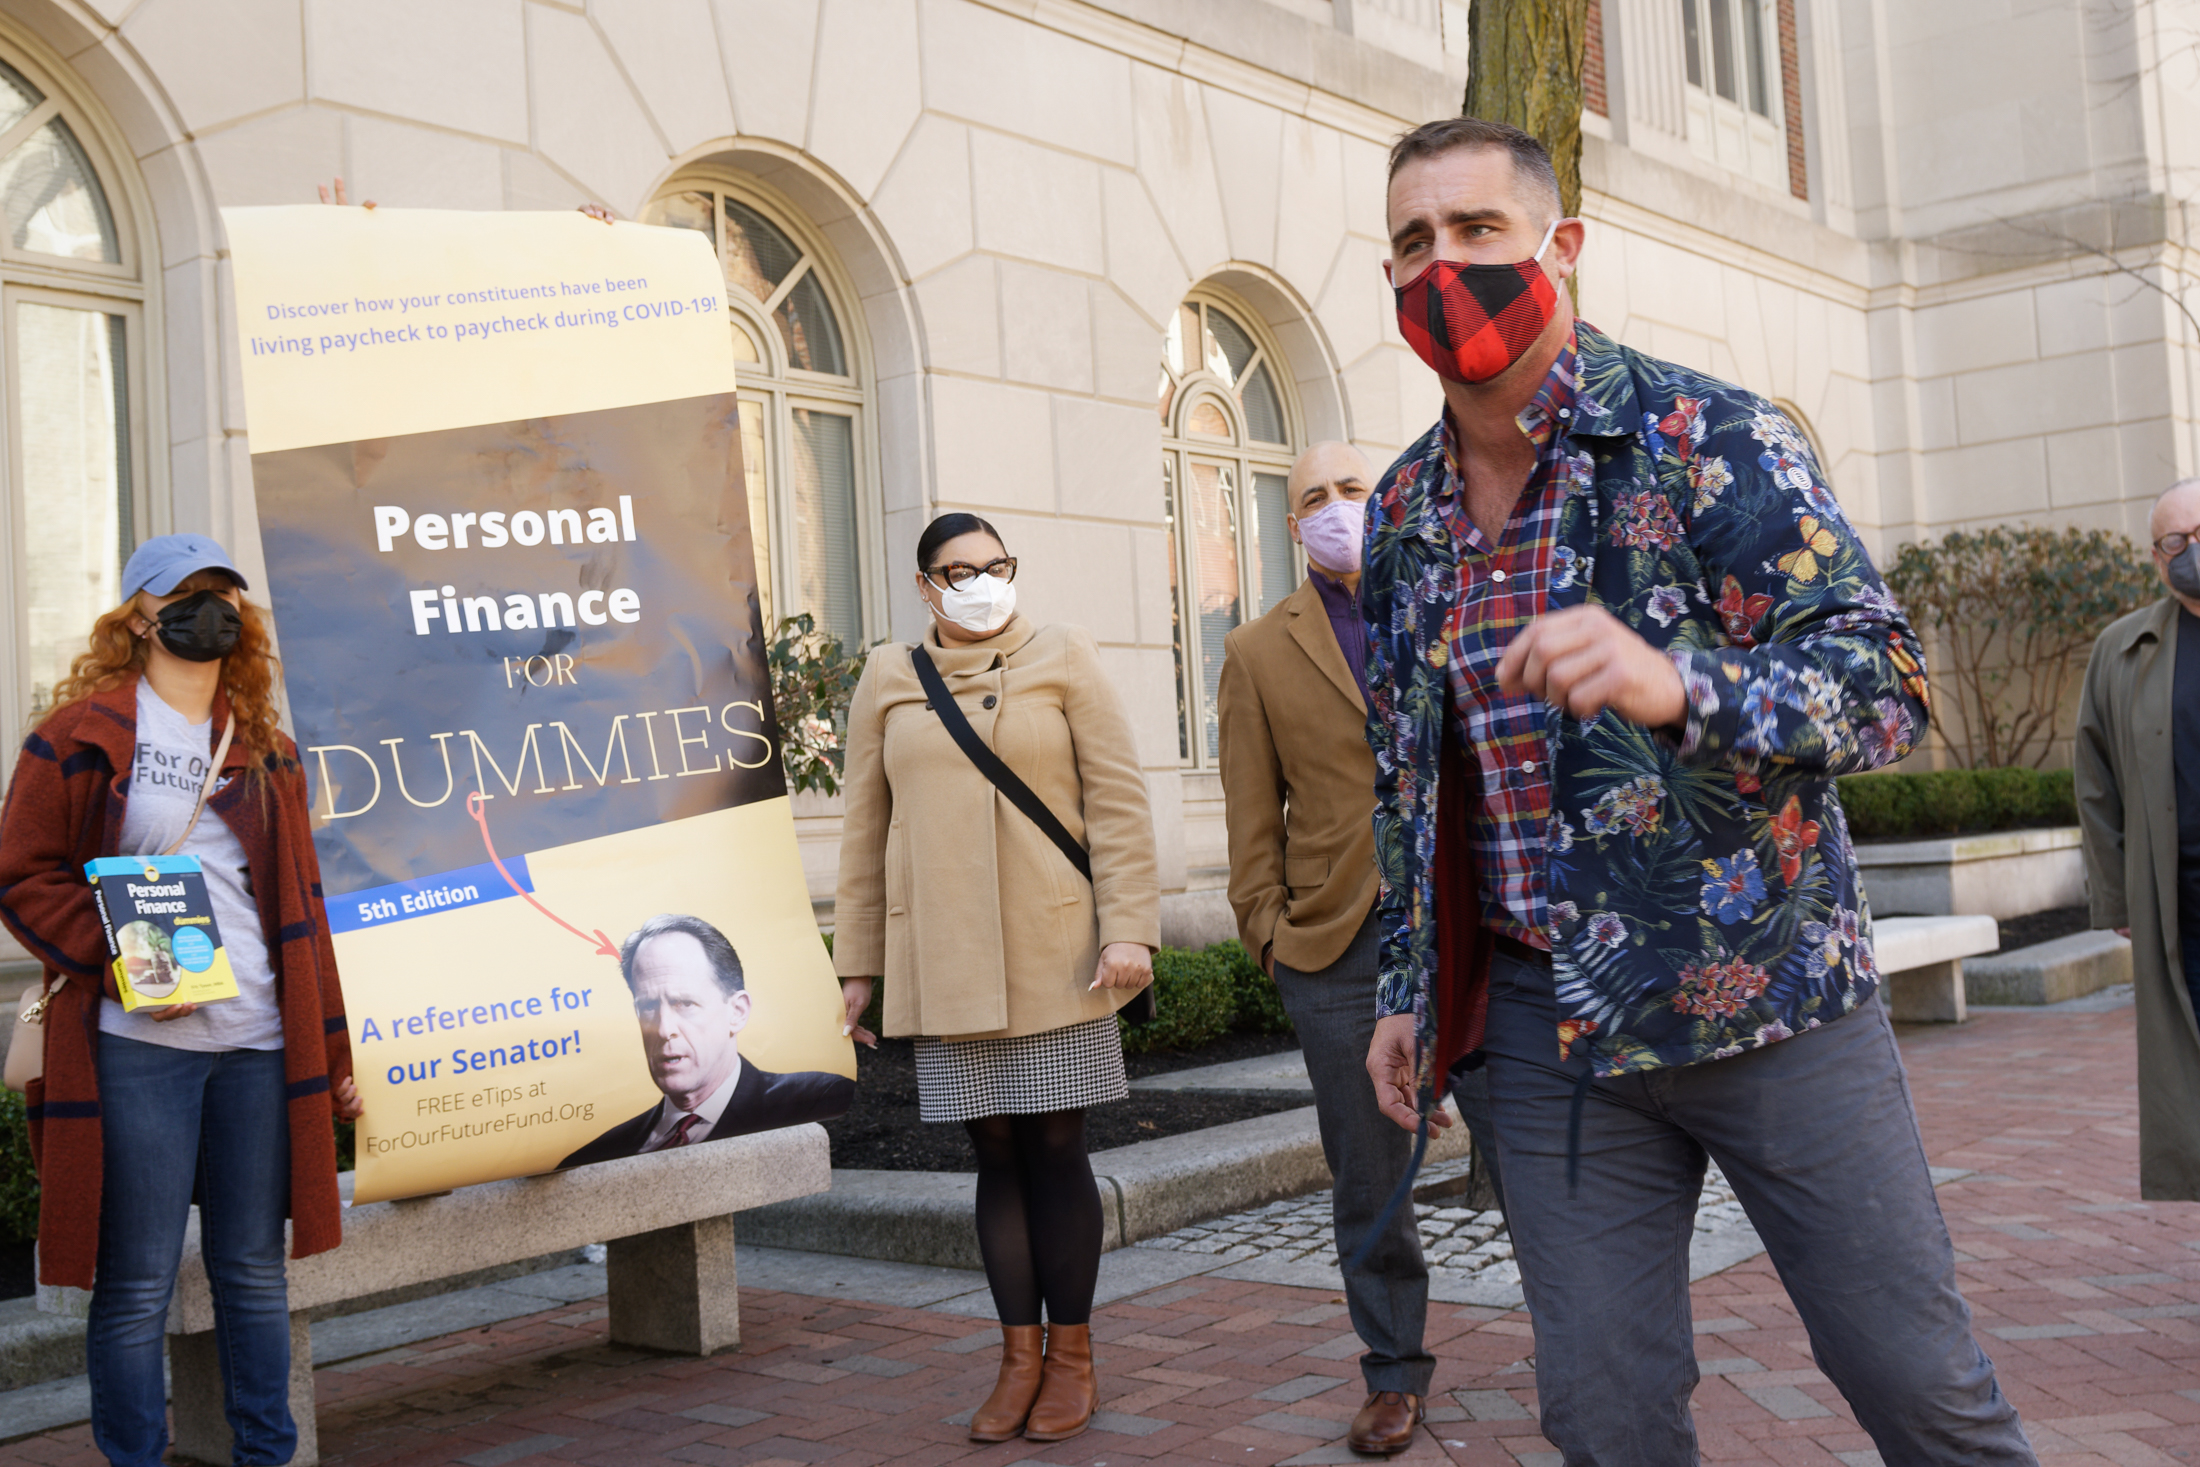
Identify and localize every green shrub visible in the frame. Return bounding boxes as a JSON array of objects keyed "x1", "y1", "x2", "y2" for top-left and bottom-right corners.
[
  {"x1": 1838, "y1": 767, "x2": 2077, "y2": 841},
  {"x1": 1119, "y1": 946, "x2": 1236, "y2": 1054},
  {"x1": 1207, "y1": 939, "x2": 1293, "y2": 1036},
  {"x1": 0, "y1": 1088, "x2": 37, "y2": 1243}
]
